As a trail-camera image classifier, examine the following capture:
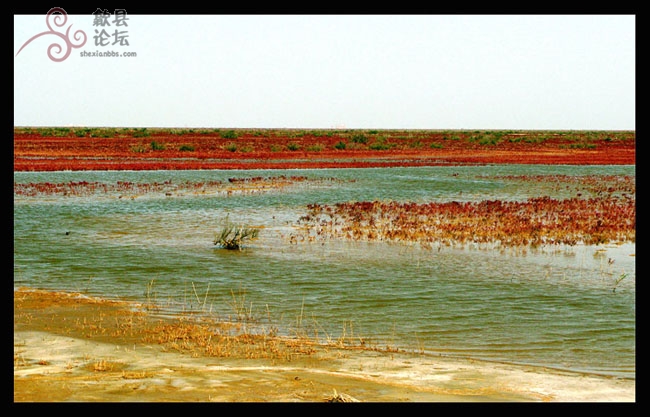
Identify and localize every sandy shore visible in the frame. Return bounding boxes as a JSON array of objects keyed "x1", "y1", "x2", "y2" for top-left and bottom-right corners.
[{"x1": 13, "y1": 288, "x2": 635, "y2": 402}]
